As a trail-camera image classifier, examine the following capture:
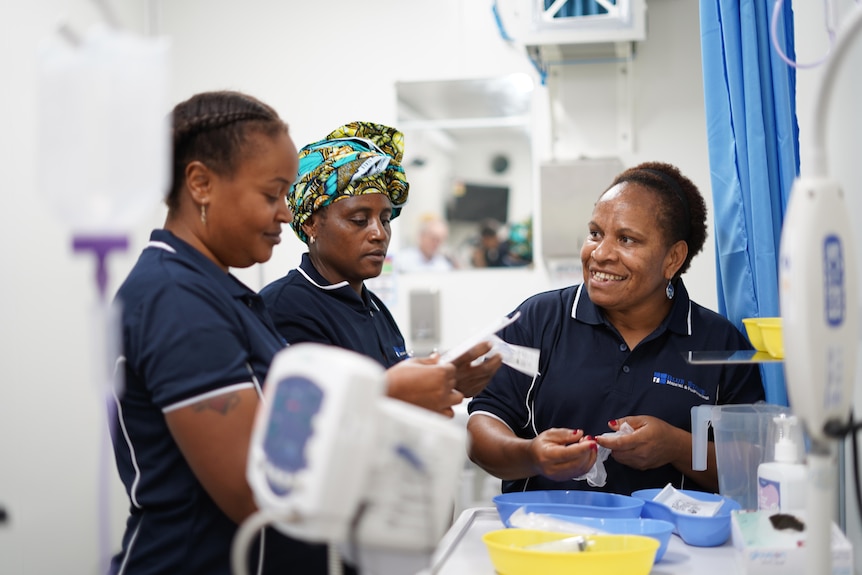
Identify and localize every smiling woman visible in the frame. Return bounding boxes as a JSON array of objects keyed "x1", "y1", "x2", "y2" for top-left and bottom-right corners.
[{"x1": 465, "y1": 160, "x2": 765, "y2": 498}]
